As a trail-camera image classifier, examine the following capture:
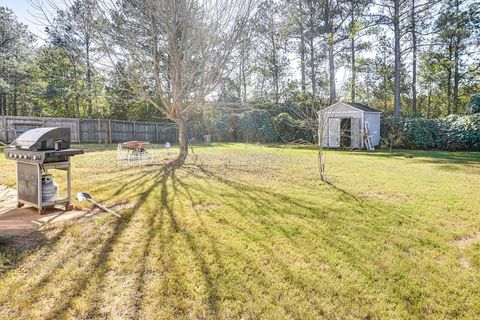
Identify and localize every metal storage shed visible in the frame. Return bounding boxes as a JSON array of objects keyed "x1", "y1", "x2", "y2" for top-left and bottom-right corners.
[{"x1": 318, "y1": 102, "x2": 381, "y2": 150}]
